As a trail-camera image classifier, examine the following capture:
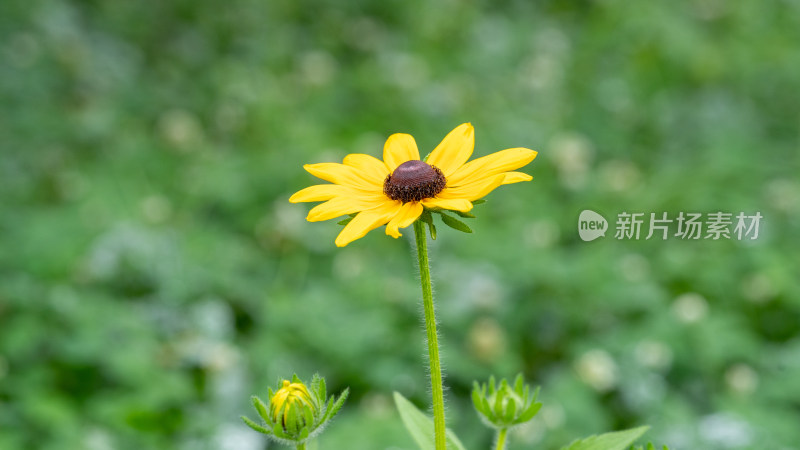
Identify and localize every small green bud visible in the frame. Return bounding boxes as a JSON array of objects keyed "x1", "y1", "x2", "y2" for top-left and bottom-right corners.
[
  {"x1": 242, "y1": 374, "x2": 349, "y2": 446},
  {"x1": 472, "y1": 374, "x2": 542, "y2": 430}
]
